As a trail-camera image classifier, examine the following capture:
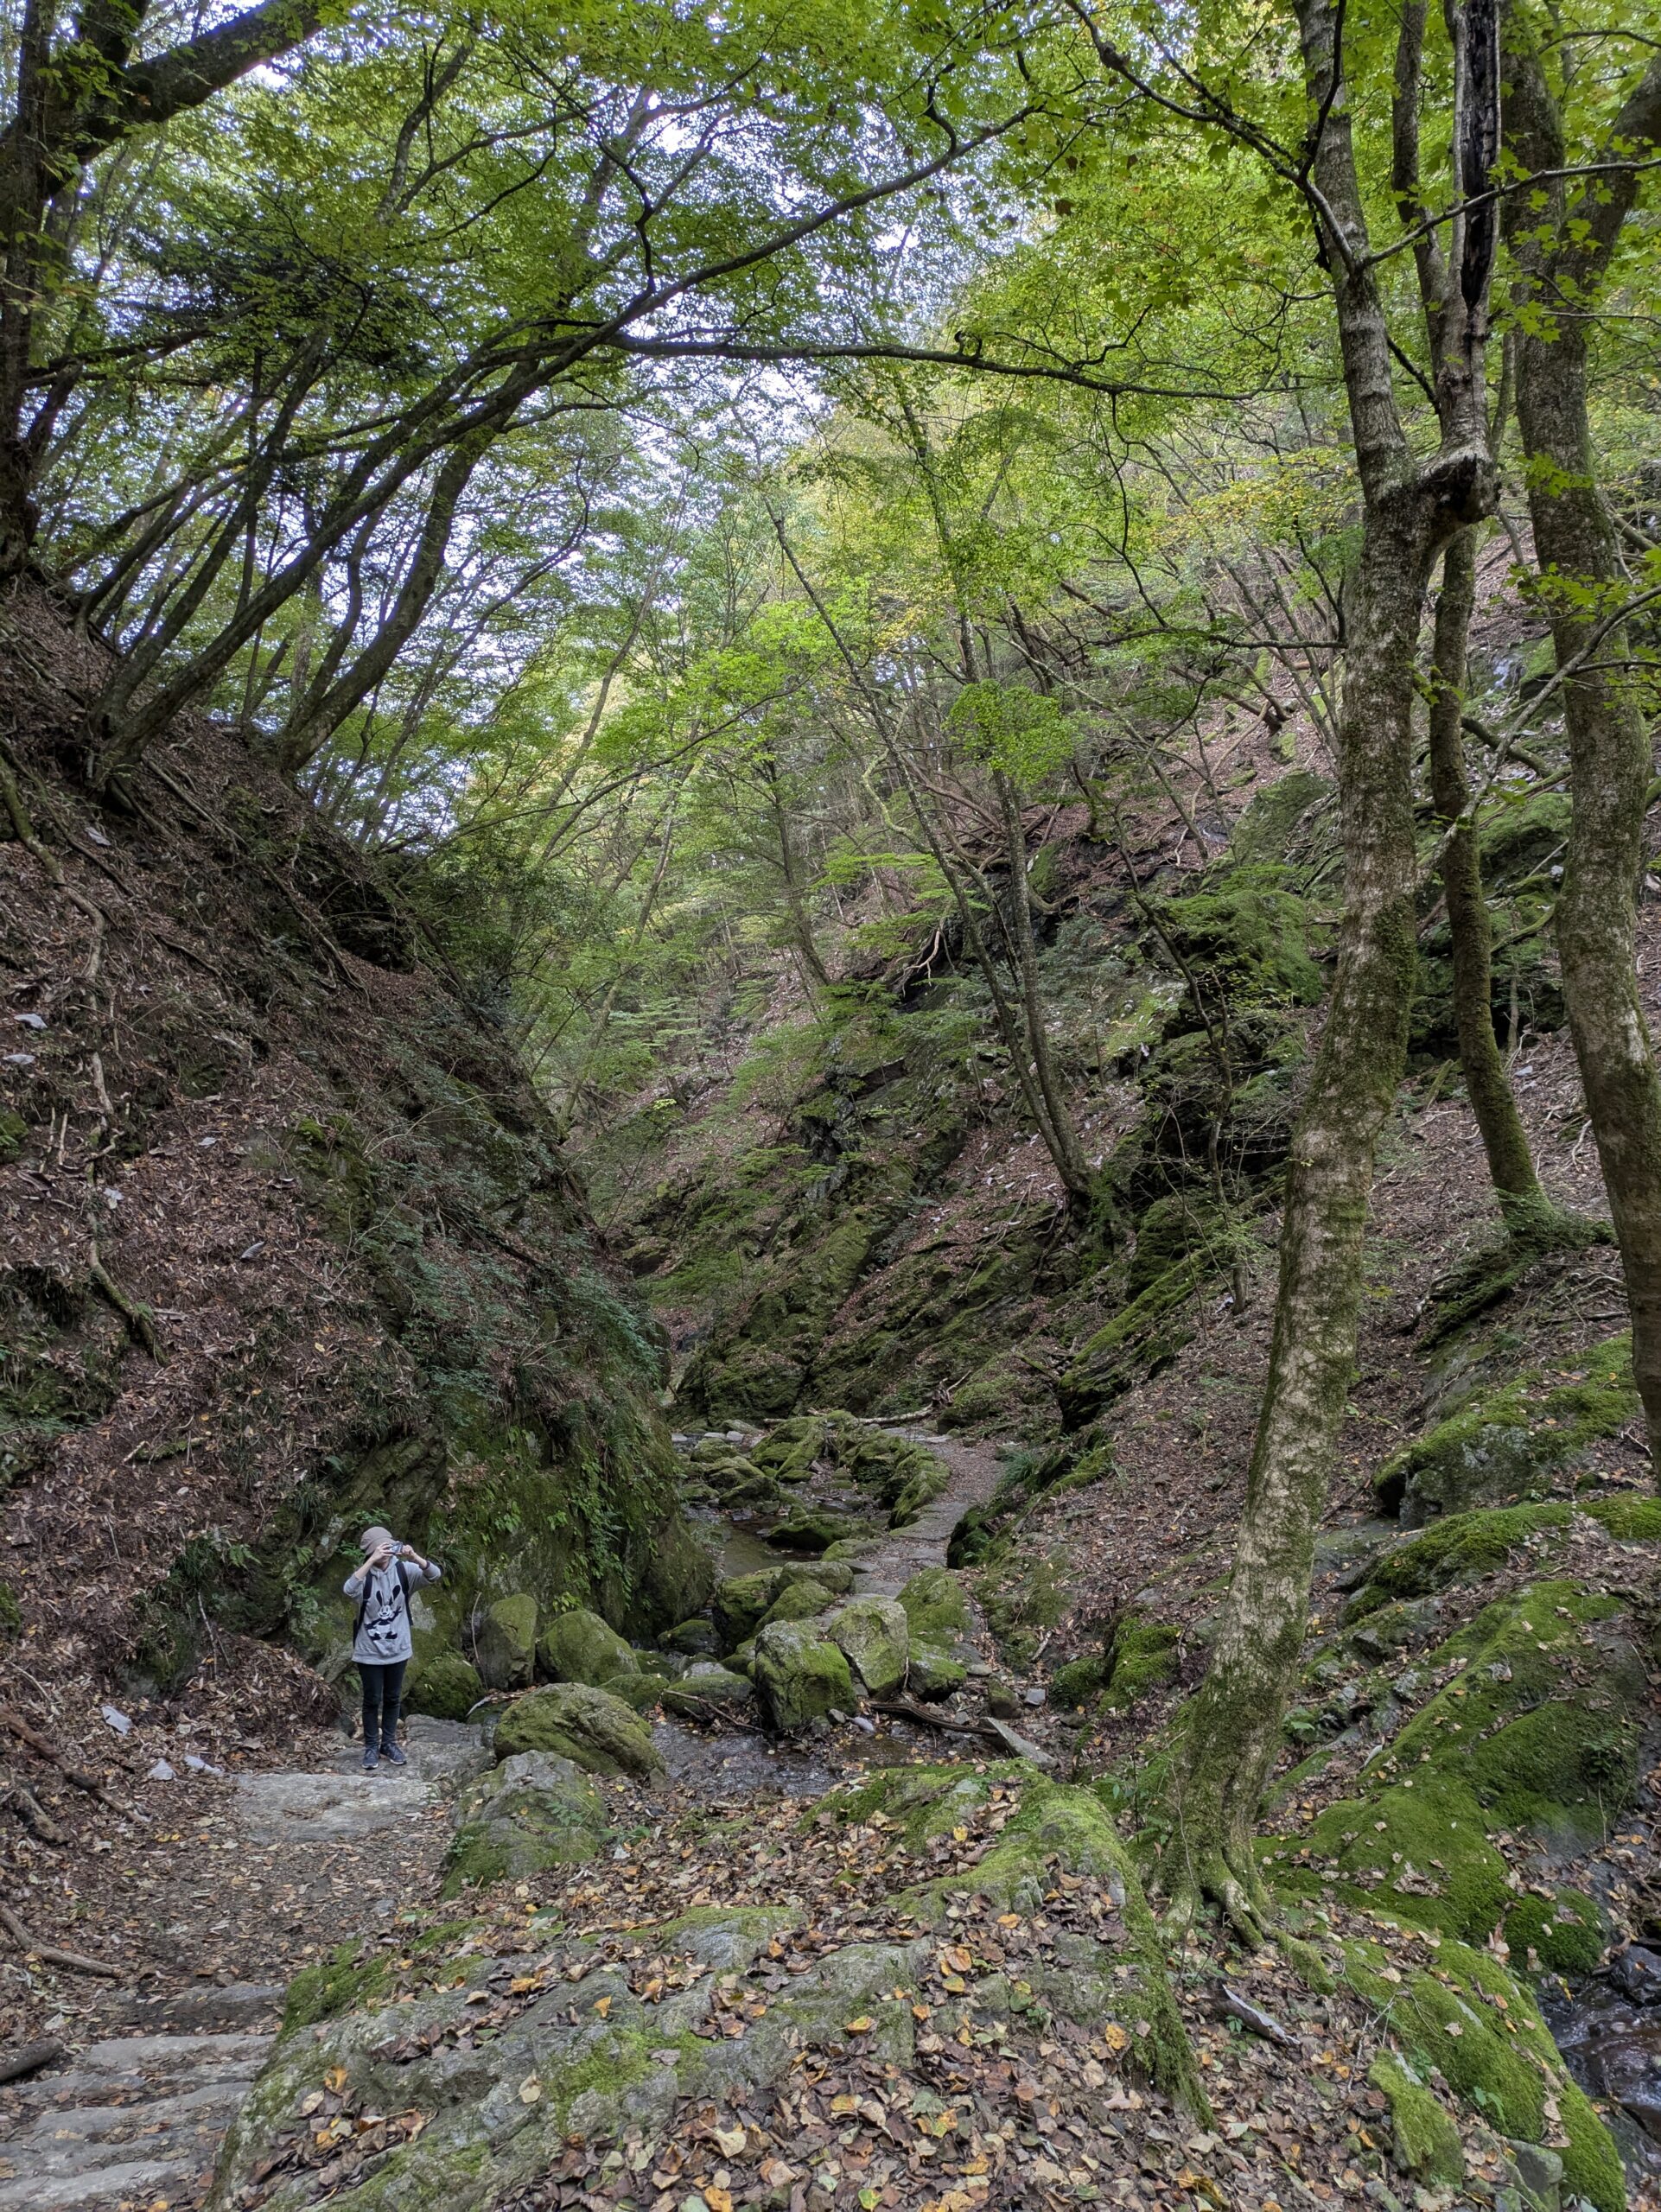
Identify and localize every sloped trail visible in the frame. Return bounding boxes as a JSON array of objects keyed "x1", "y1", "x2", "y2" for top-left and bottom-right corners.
[{"x1": 0, "y1": 1437, "x2": 1008, "y2": 2209}]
